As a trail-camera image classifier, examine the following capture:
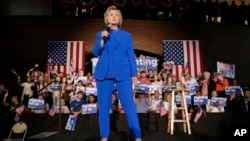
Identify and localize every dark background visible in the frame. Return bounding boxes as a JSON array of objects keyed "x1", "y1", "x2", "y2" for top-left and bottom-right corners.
[{"x1": 1, "y1": 0, "x2": 250, "y2": 90}]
